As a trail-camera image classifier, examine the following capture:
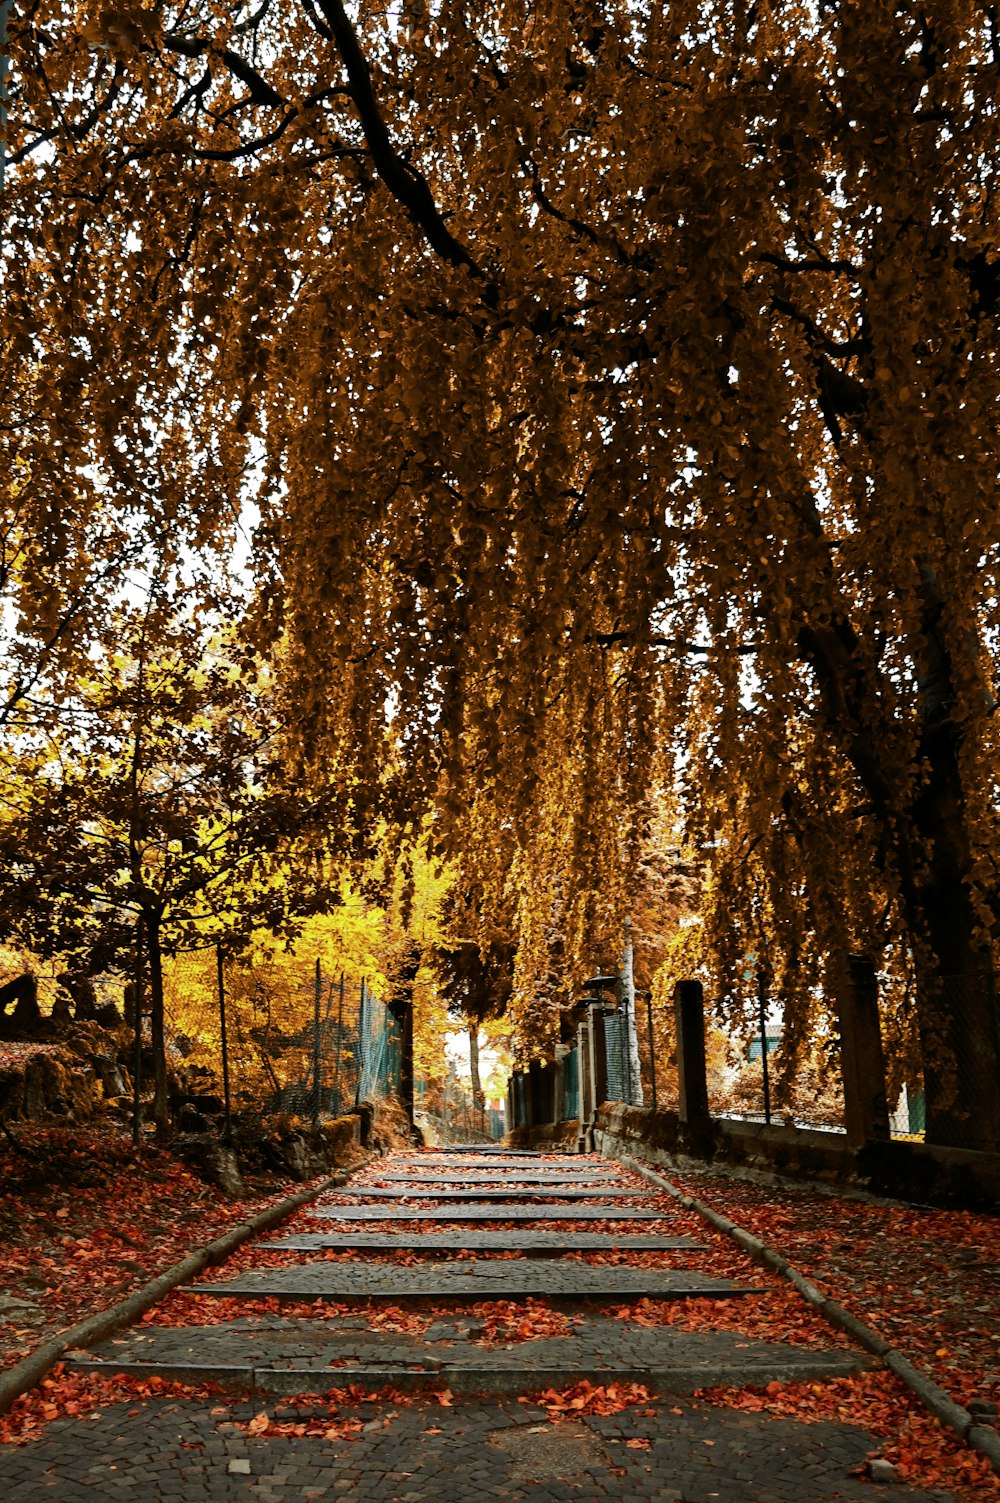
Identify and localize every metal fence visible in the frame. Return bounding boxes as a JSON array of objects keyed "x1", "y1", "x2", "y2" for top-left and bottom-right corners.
[
  {"x1": 414, "y1": 1076, "x2": 505, "y2": 1142},
  {"x1": 507, "y1": 1044, "x2": 587, "y2": 1130},
  {"x1": 506, "y1": 965, "x2": 1000, "y2": 1153},
  {"x1": 161, "y1": 950, "x2": 401, "y2": 1131},
  {"x1": 602, "y1": 1008, "x2": 638, "y2": 1105},
  {"x1": 508, "y1": 993, "x2": 845, "y2": 1133}
]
